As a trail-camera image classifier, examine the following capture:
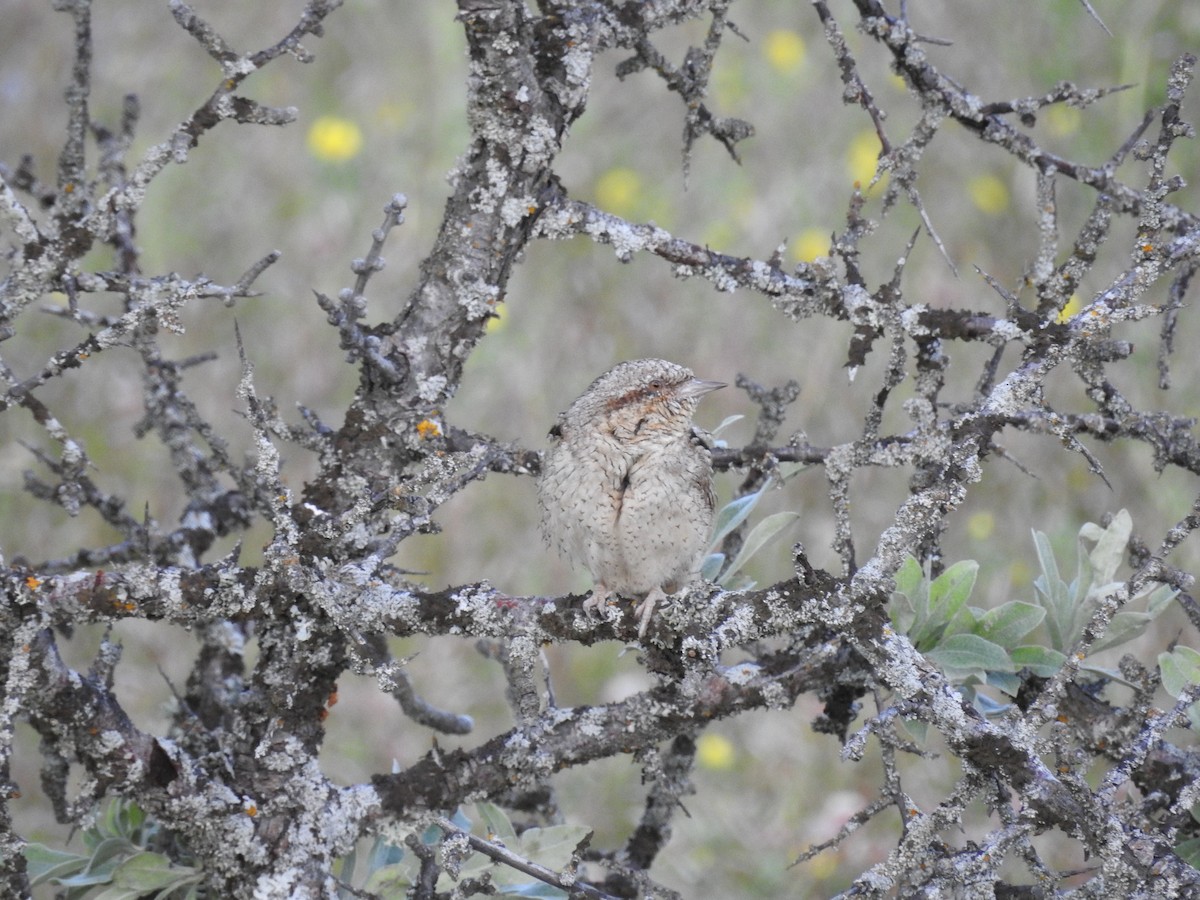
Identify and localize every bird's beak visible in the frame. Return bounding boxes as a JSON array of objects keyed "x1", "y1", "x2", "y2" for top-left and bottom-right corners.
[{"x1": 680, "y1": 378, "x2": 726, "y2": 400}]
